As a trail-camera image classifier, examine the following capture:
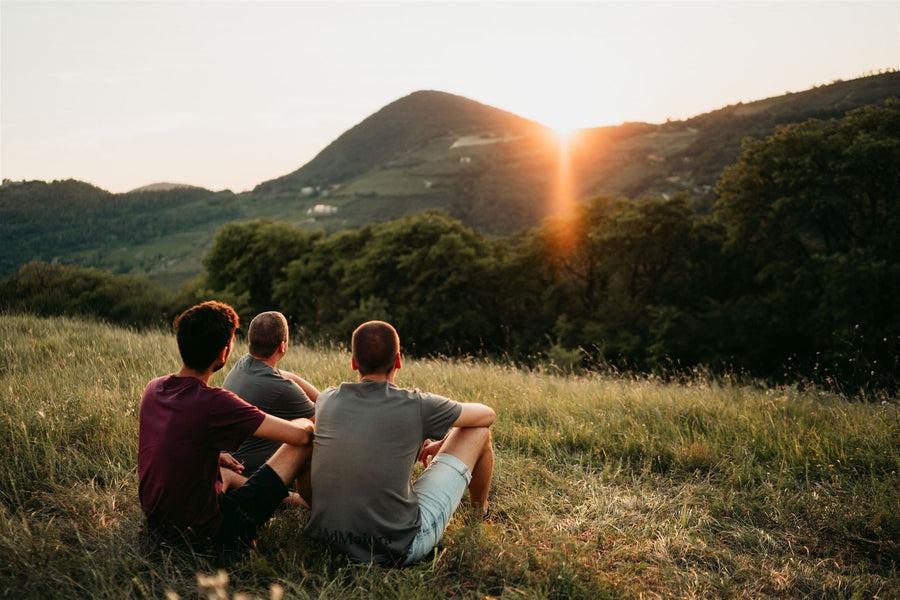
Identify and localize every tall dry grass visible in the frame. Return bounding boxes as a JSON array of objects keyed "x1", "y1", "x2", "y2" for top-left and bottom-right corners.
[{"x1": 0, "y1": 313, "x2": 897, "y2": 599}]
